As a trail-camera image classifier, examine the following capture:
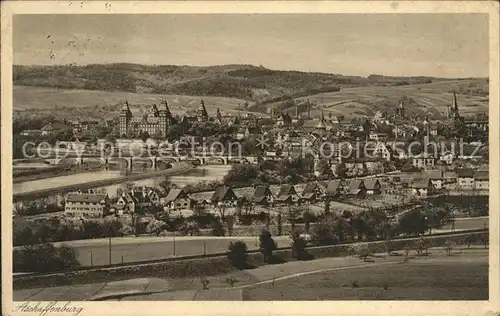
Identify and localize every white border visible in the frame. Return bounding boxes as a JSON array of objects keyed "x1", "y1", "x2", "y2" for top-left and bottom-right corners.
[{"x1": 1, "y1": 2, "x2": 499, "y2": 316}]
